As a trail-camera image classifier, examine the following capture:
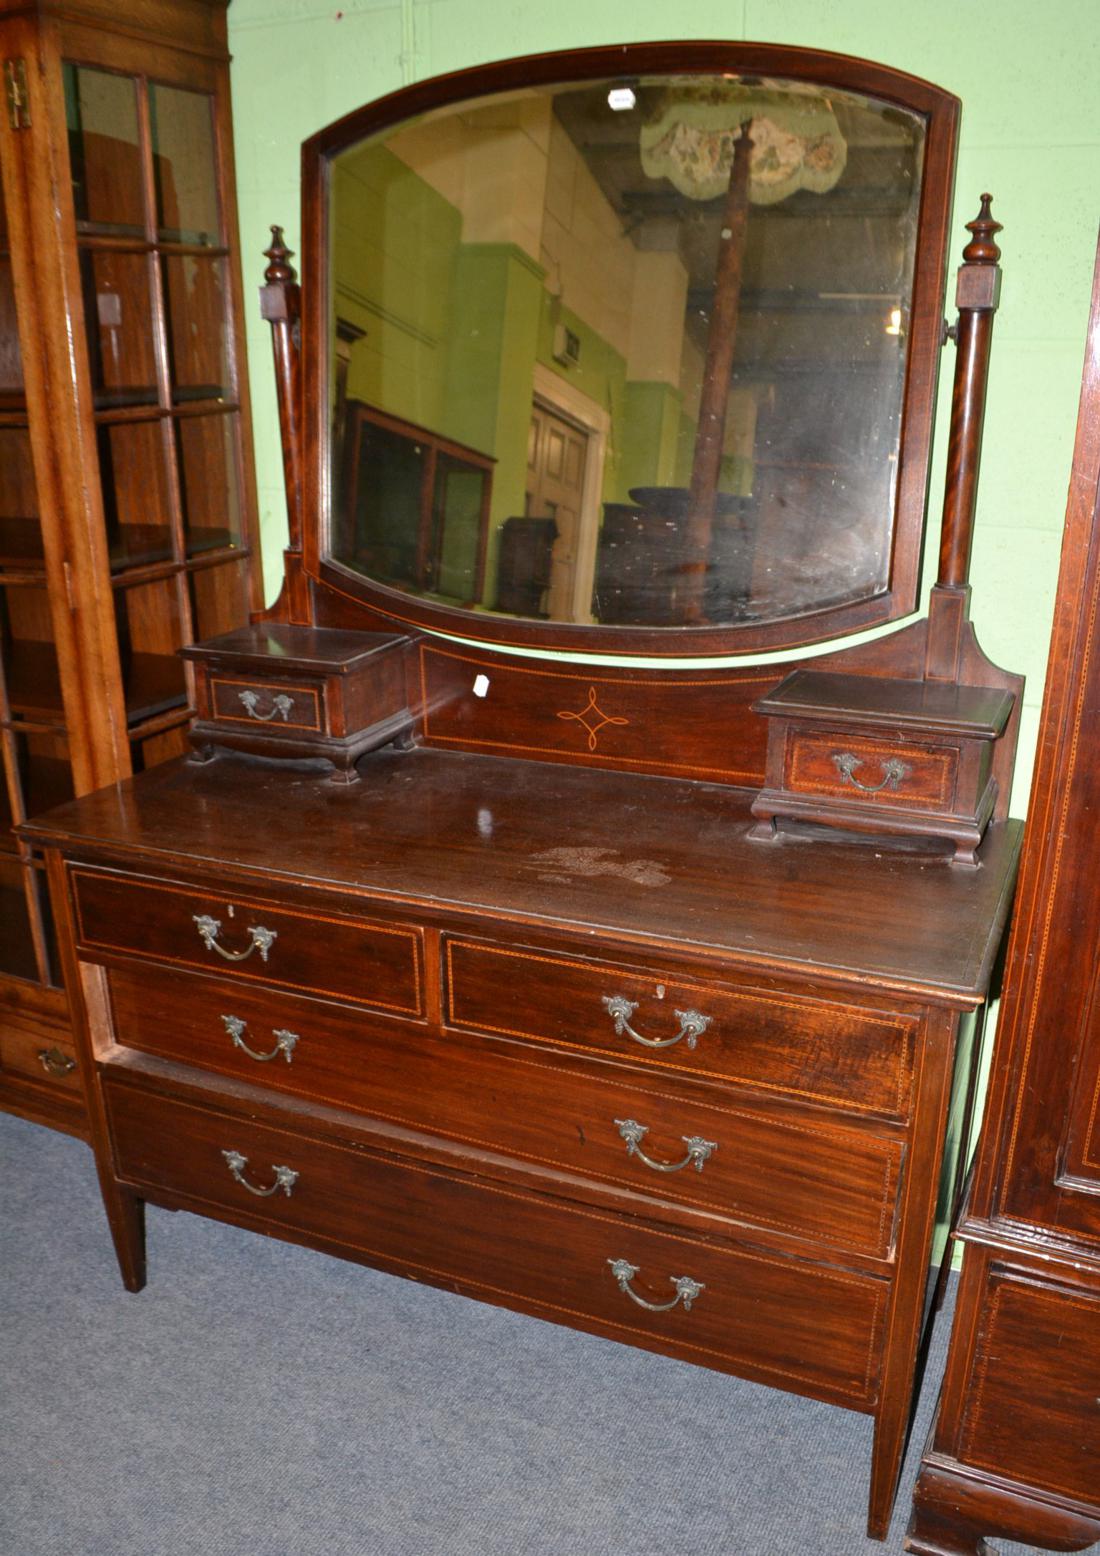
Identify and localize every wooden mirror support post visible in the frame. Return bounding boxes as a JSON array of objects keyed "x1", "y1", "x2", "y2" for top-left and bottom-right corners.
[
  {"x1": 259, "y1": 226, "x2": 305, "y2": 565},
  {"x1": 926, "y1": 195, "x2": 1003, "y2": 682},
  {"x1": 181, "y1": 231, "x2": 414, "y2": 781},
  {"x1": 749, "y1": 197, "x2": 1018, "y2": 866}
]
